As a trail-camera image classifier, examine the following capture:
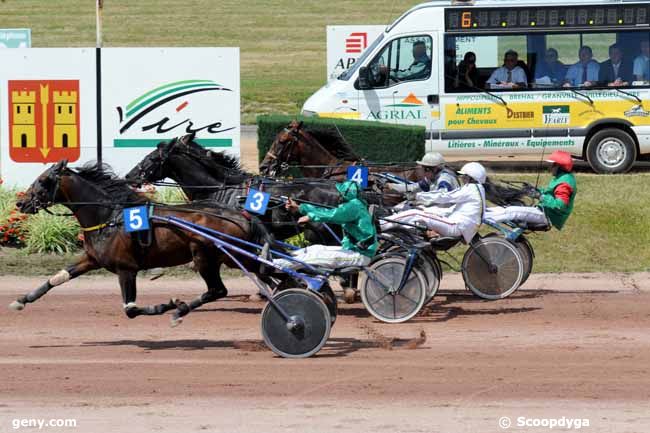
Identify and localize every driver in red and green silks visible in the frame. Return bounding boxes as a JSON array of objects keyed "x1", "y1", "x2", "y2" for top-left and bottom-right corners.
[
  {"x1": 537, "y1": 150, "x2": 577, "y2": 229},
  {"x1": 485, "y1": 150, "x2": 577, "y2": 230}
]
